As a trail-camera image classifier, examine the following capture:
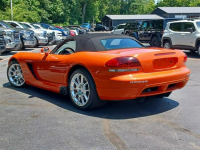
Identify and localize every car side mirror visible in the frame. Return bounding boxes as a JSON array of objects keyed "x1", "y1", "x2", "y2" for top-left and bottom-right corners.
[
  {"x1": 41, "y1": 47, "x2": 50, "y2": 56},
  {"x1": 187, "y1": 28, "x2": 193, "y2": 33}
]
